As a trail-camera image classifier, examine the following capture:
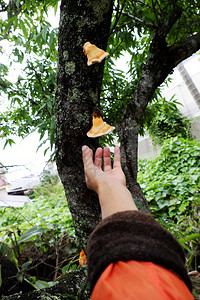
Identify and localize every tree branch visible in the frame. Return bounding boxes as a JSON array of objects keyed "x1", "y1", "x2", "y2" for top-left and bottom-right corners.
[
  {"x1": 149, "y1": 4, "x2": 182, "y2": 55},
  {"x1": 1, "y1": 164, "x2": 25, "y2": 169},
  {"x1": 151, "y1": 0, "x2": 159, "y2": 23},
  {"x1": 135, "y1": 0, "x2": 151, "y2": 8},
  {"x1": 171, "y1": 32, "x2": 200, "y2": 67},
  {"x1": 110, "y1": 0, "x2": 126, "y2": 35},
  {"x1": 112, "y1": 21, "x2": 134, "y2": 34},
  {"x1": 0, "y1": 2, "x2": 23, "y2": 41},
  {"x1": 122, "y1": 11, "x2": 157, "y2": 29},
  {"x1": 129, "y1": 32, "x2": 200, "y2": 124}
]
